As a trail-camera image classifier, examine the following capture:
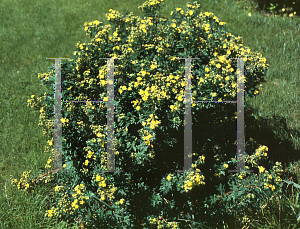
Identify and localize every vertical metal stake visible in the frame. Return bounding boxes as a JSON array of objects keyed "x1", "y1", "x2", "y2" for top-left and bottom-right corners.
[
  {"x1": 97, "y1": 58, "x2": 124, "y2": 173},
  {"x1": 229, "y1": 58, "x2": 254, "y2": 173},
  {"x1": 176, "y1": 57, "x2": 201, "y2": 173},
  {"x1": 46, "y1": 57, "x2": 70, "y2": 173}
]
